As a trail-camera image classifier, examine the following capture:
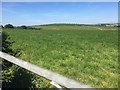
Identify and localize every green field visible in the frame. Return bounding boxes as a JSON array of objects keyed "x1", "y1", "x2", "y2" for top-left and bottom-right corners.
[
  {"x1": 3, "y1": 25, "x2": 118, "y2": 88},
  {"x1": 33, "y1": 24, "x2": 117, "y2": 31}
]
